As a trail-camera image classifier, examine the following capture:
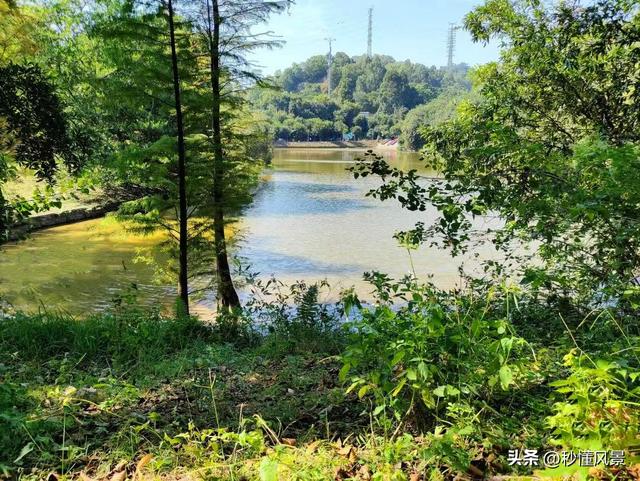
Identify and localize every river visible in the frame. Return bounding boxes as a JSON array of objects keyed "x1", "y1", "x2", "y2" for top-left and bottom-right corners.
[{"x1": 0, "y1": 148, "x2": 500, "y2": 317}]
